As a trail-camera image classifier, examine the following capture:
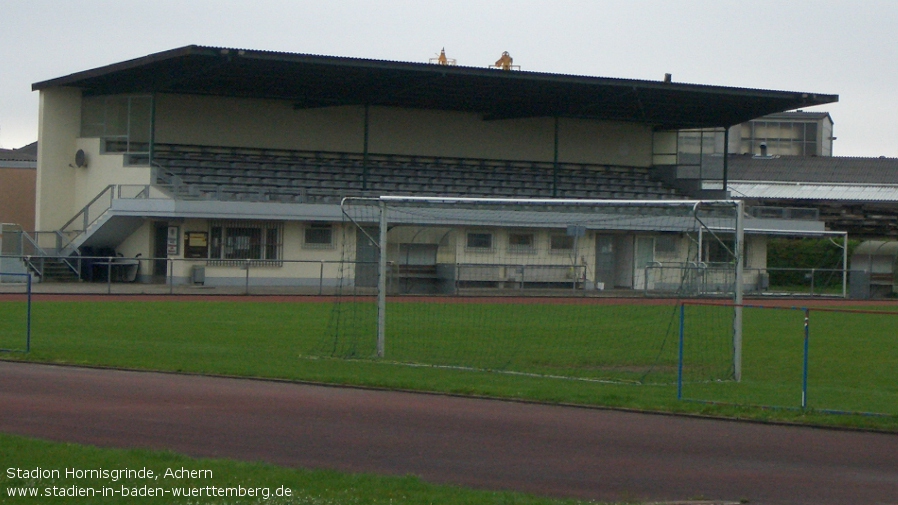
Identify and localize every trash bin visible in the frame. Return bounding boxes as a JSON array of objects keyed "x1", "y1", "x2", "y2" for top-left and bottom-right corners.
[{"x1": 192, "y1": 265, "x2": 205, "y2": 285}]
